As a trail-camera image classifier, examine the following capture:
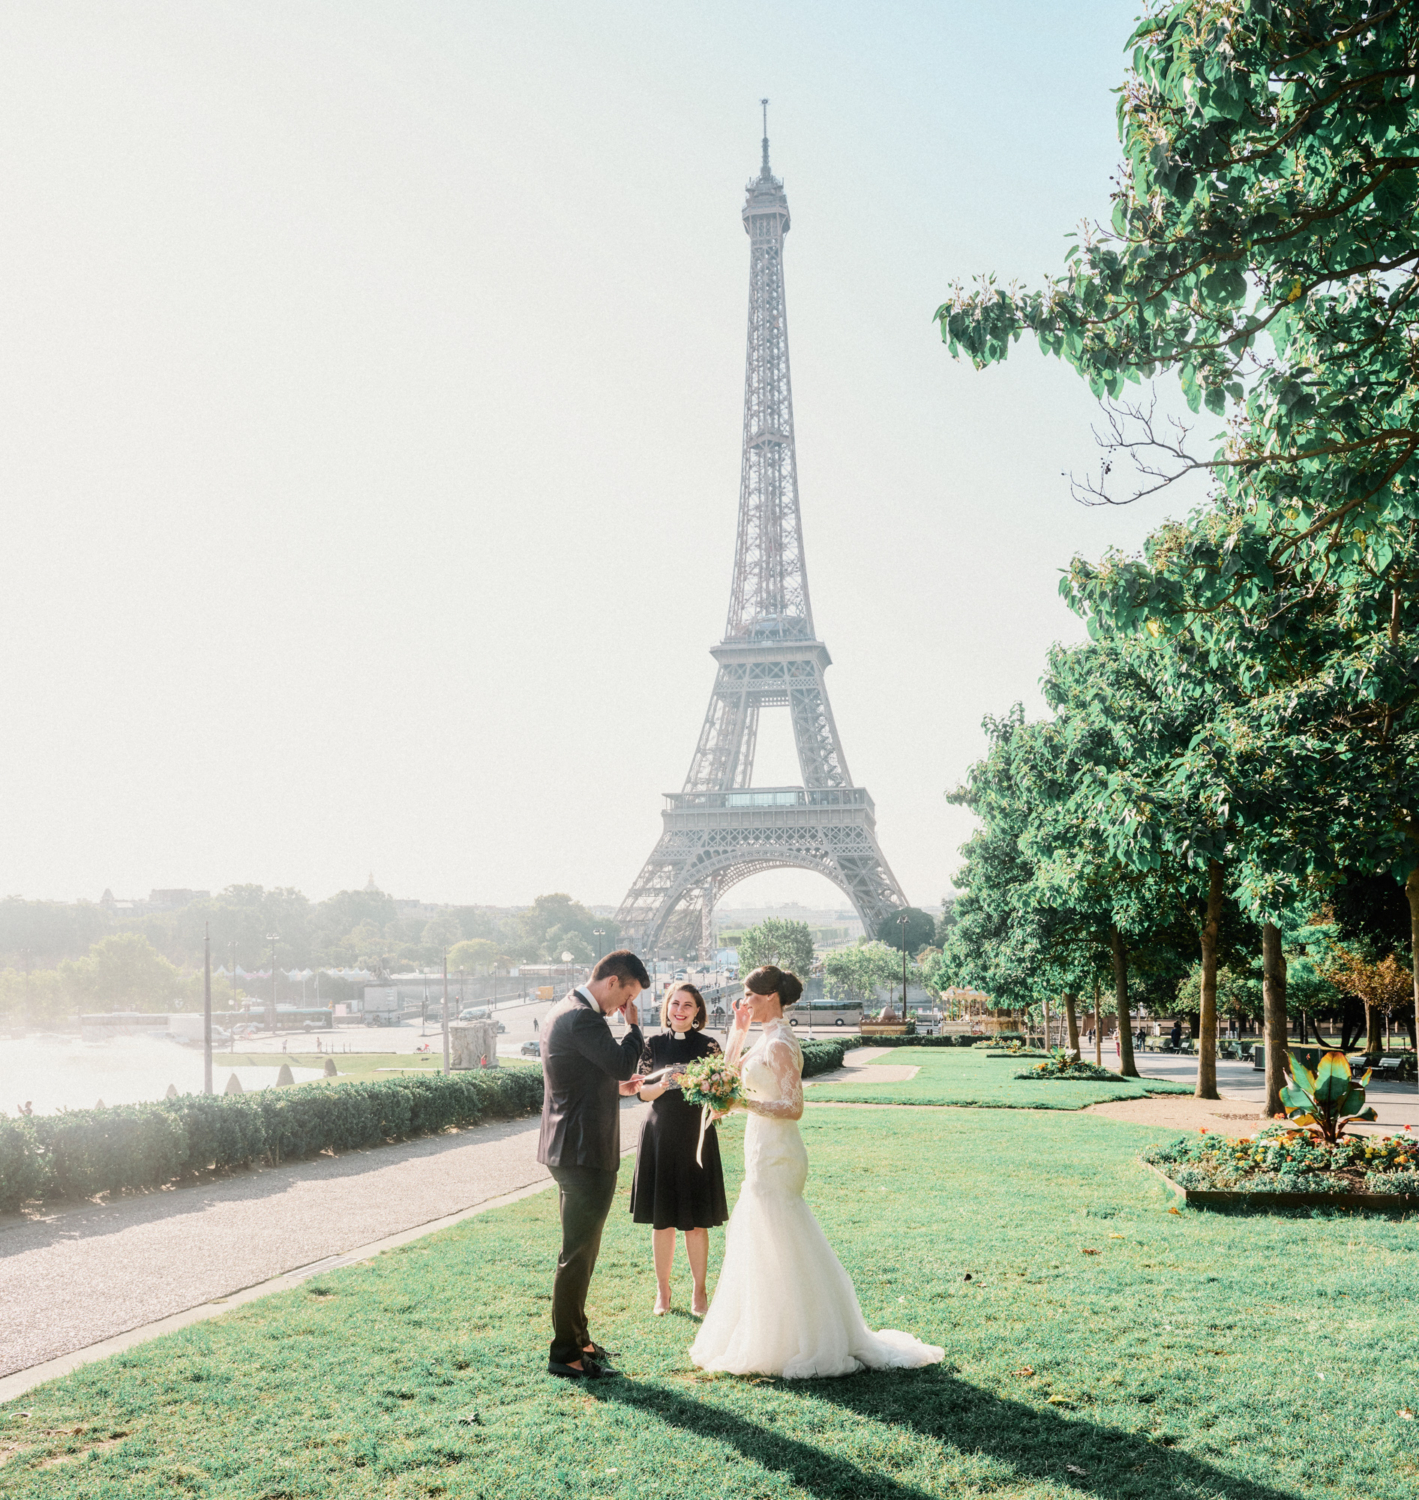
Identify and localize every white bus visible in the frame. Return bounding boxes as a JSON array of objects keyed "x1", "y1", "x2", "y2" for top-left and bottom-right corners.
[{"x1": 787, "y1": 1000, "x2": 864, "y2": 1030}]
